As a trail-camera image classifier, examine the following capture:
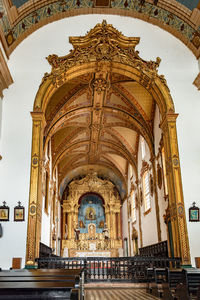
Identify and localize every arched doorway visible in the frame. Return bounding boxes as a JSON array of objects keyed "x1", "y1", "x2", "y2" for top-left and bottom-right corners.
[{"x1": 26, "y1": 20, "x2": 190, "y2": 267}]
